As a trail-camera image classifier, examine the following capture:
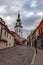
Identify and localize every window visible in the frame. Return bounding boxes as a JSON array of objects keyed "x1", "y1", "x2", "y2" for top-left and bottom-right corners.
[
  {"x1": 9, "y1": 35, "x2": 11, "y2": 39},
  {"x1": 39, "y1": 29, "x2": 40, "y2": 35},
  {"x1": 12, "y1": 37, "x2": 14, "y2": 40},
  {"x1": 4, "y1": 31, "x2": 6, "y2": 36},
  {"x1": 6, "y1": 43, "x2": 7, "y2": 46},
  {"x1": 9, "y1": 43, "x2": 10, "y2": 46},
  {"x1": 17, "y1": 22, "x2": 19, "y2": 25},
  {"x1": 41, "y1": 27, "x2": 42, "y2": 34},
  {"x1": 4, "y1": 43, "x2": 5, "y2": 44},
  {"x1": 19, "y1": 29, "x2": 20, "y2": 32},
  {"x1": 7, "y1": 33, "x2": 8, "y2": 38}
]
